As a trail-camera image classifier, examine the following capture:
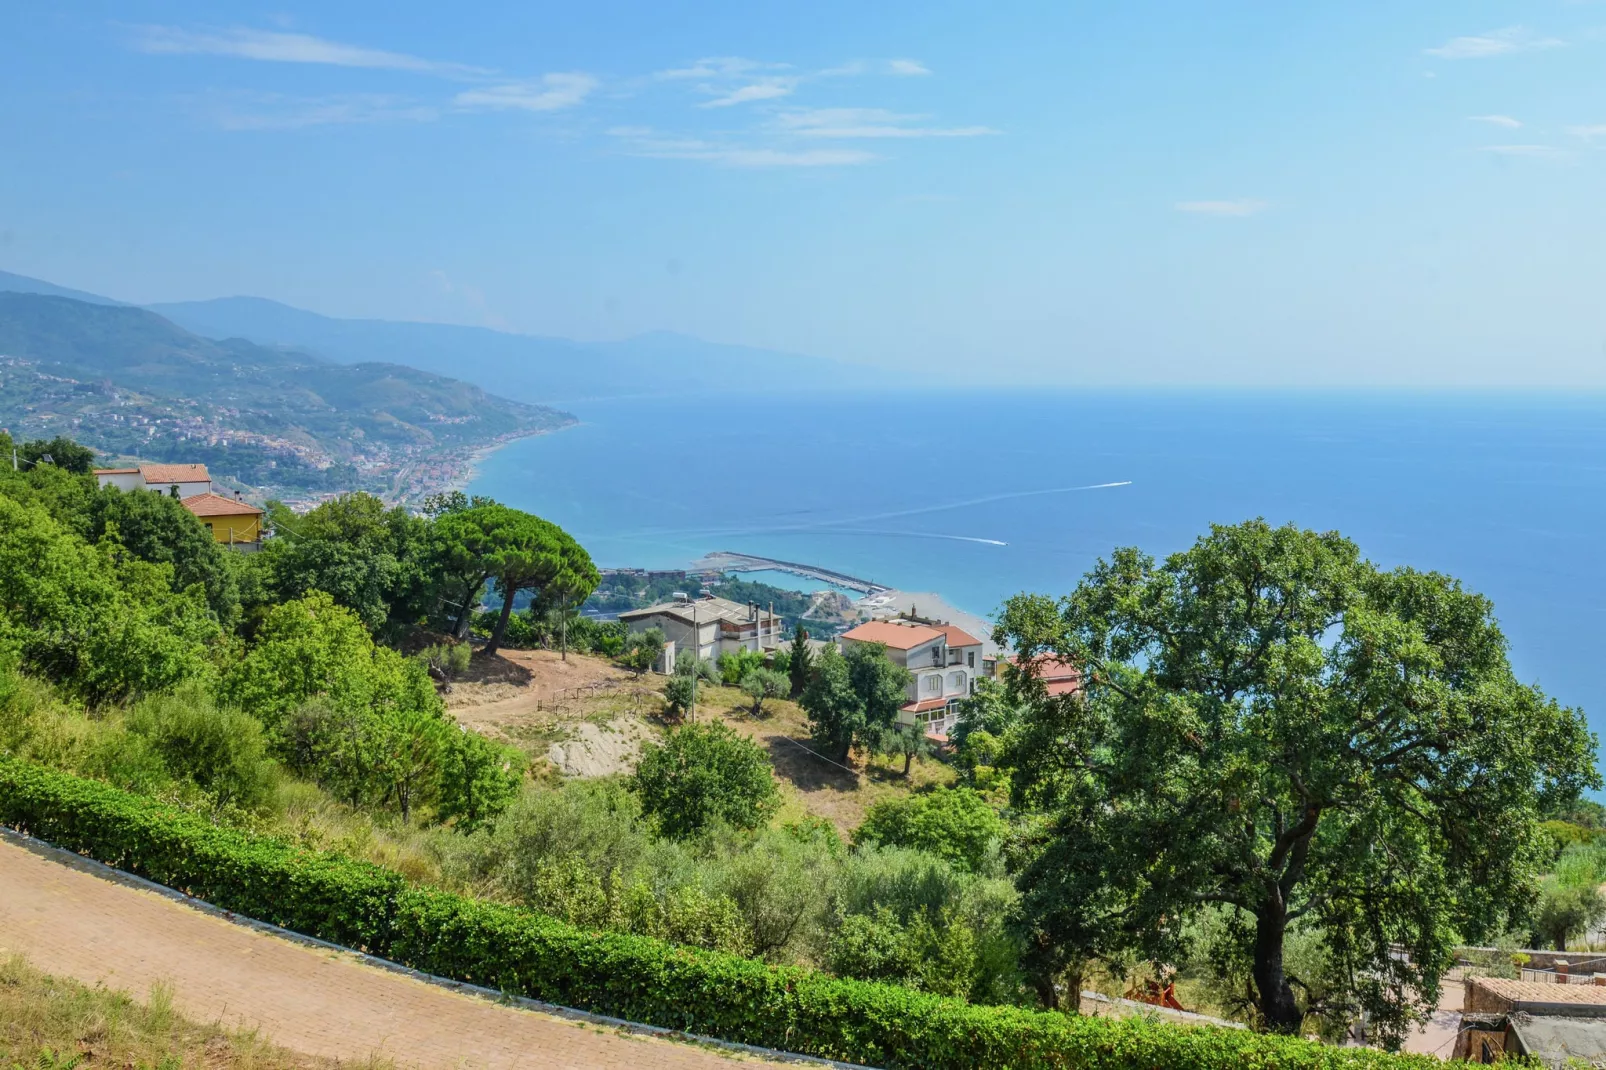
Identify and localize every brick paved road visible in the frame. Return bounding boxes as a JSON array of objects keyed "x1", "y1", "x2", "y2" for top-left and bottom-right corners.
[{"x1": 0, "y1": 837, "x2": 793, "y2": 1070}]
